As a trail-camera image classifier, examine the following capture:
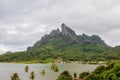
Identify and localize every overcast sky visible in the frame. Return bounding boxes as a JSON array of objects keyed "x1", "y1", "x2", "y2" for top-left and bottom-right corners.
[{"x1": 0, "y1": 0, "x2": 120, "y2": 54}]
